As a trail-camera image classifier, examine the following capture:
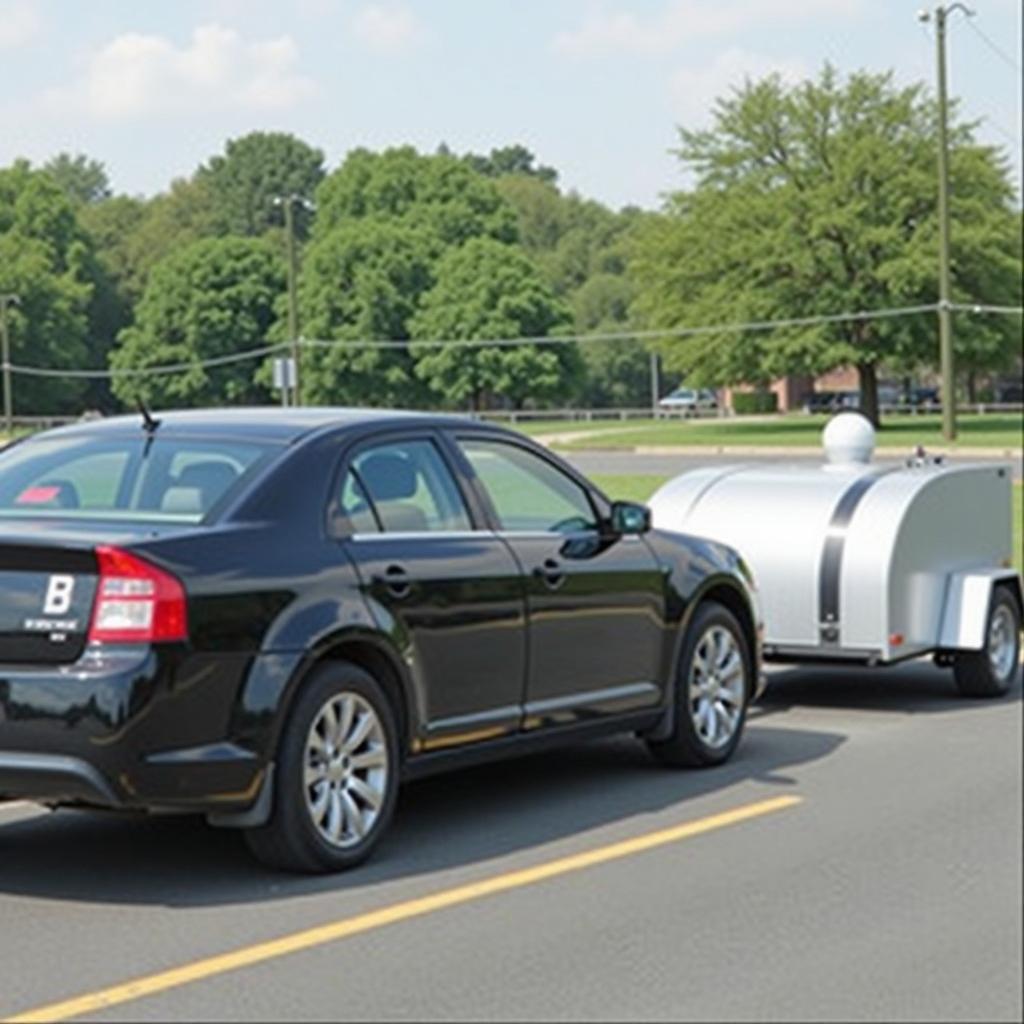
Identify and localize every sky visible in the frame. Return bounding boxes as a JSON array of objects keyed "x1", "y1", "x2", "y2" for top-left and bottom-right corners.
[{"x1": 0, "y1": 0, "x2": 1020, "y2": 210}]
